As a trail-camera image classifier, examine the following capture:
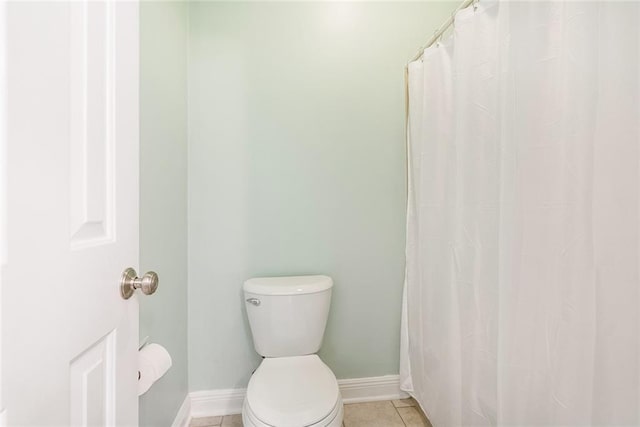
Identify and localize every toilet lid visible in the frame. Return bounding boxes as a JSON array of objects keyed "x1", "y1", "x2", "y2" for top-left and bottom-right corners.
[{"x1": 246, "y1": 355, "x2": 340, "y2": 427}]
